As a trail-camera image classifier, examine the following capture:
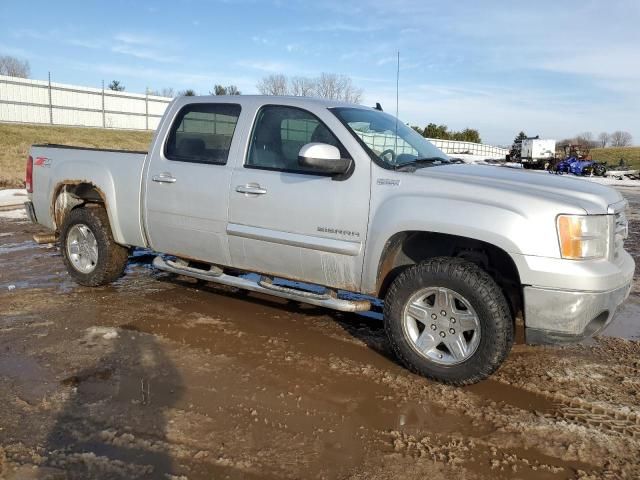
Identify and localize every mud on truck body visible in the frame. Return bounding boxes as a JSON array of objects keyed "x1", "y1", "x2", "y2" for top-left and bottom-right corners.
[{"x1": 25, "y1": 96, "x2": 635, "y2": 385}]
